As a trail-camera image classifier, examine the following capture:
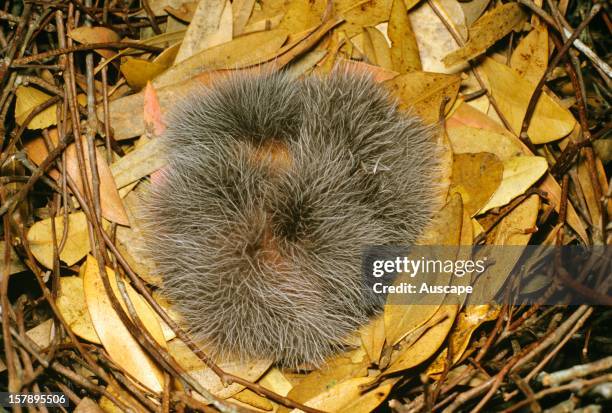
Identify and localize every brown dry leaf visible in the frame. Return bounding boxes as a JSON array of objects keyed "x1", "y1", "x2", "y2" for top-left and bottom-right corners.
[
  {"x1": 174, "y1": 0, "x2": 233, "y2": 63},
  {"x1": 337, "y1": 378, "x2": 398, "y2": 413},
  {"x1": 359, "y1": 314, "x2": 385, "y2": 365},
  {"x1": 447, "y1": 125, "x2": 523, "y2": 161},
  {"x1": 0, "y1": 241, "x2": 26, "y2": 275},
  {"x1": 165, "y1": 1, "x2": 199, "y2": 22},
  {"x1": 83, "y1": 255, "x2": 165, "y2": 393},
  {"x1": 450, "y1": 152, "x2": 504, "y2": 216},
  {"x1": 384, "y1": 71, "x2": 461, "y2": 123},
  {"x1": 168, "y1": 338, "x2": 272, "y2": 399},
  {"x1": 443, "y1": 2, "x2": 526, "y2": 67},
  {"x1": 68, "y1": 27, "x2": 121, "y2": 59},
  {"x1": 478, "y1": 155, "x2": 547, "y2": 214},
  {"x1": 491, "y1": 194, "x2": 540, "y2": 245},
  {"x1": 361, "y1": 26, "x2": 393, "y2": 70},
  {"x1": 259, "y1": 368, "x2": 293, "y2": 397},
  {"x1": 388, "y1": 0, "x2": 421, "y2": 72},
  {"x1": 433, "y1": 0, "x2": 468, "y2": 40},
  {"x1": 14, "y1": 86, "x2": 57, "y2": 129},
  {"x1": 448, "y1": 102, "x2": 588, "y2": 243},
  {"x1": 386, "y1": 303, "x2": 458, "y2": 374},
  {"x1": 57, "y1": 276, "x2": 101, "y2": 344},
  {"x1": 65, "y1": 139, "x2": 129, "y2": 225},
  {"x1": 120, "y1": 57, "x2": 168, "y2": 90},
  {"x1": 510, "y1": 24, "x2": 548, "y2": 85},
  {"x1": 27, "y1": 212, "x2": 90, "y2": 269},
  {"x1": 154, "y1": 29, "x2": 288, "y2": 88},
  {"x1": 481, "y1": 58, "x2": 576, "y2": 144}
]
